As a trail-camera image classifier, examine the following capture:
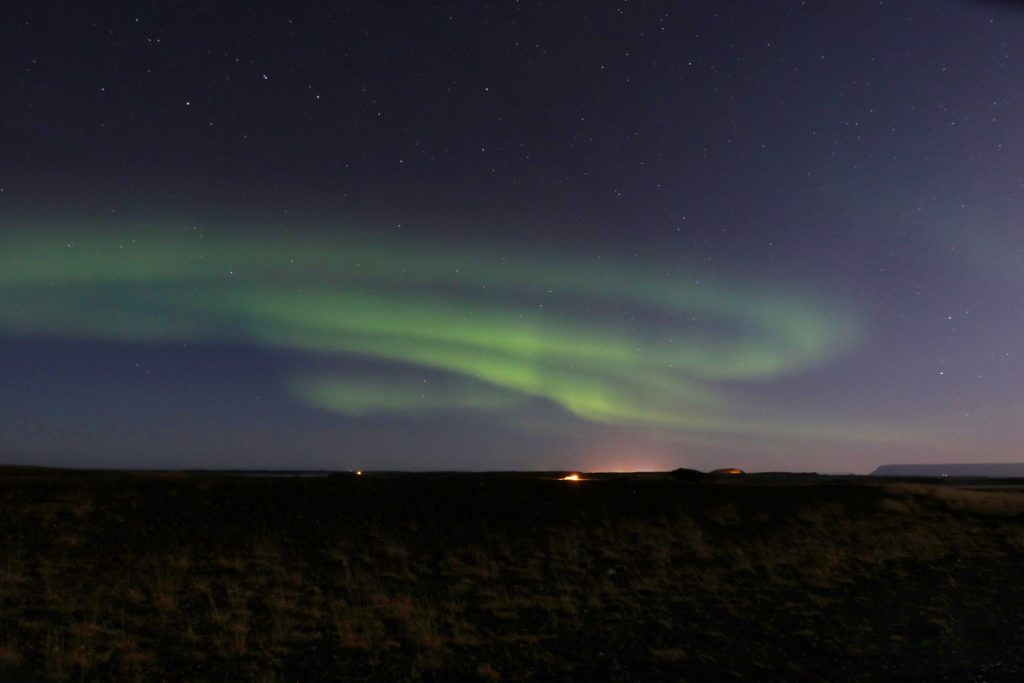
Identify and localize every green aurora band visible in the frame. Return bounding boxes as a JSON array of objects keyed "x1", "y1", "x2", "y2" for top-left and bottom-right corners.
[{"x1": 0, "y1": 227, "x2": 867, "y2": 441}]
